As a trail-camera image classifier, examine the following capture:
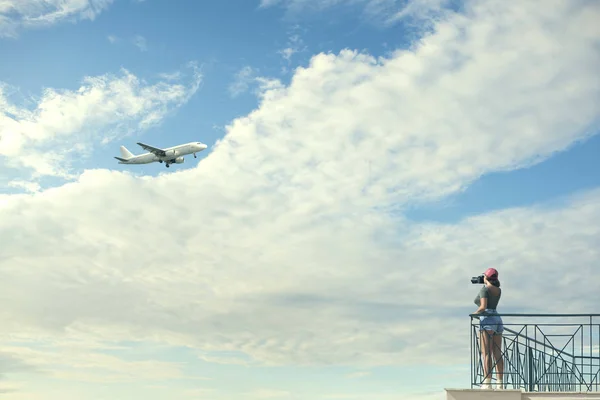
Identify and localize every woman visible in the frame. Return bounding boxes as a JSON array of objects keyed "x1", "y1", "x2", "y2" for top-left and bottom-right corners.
[{"x1": 473, "y1": 267, "x2": 504, "y2": 389}]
